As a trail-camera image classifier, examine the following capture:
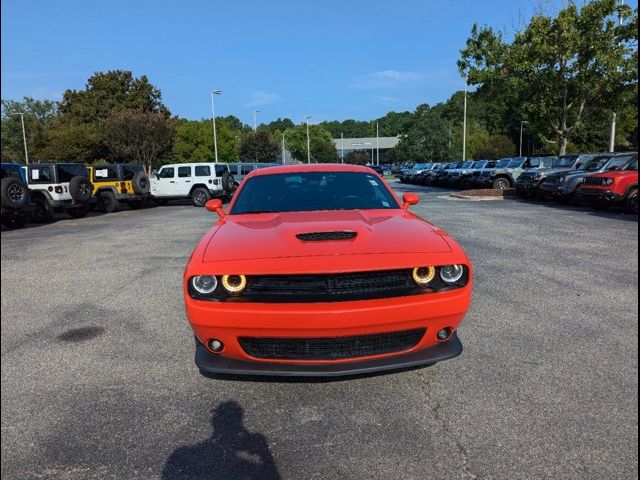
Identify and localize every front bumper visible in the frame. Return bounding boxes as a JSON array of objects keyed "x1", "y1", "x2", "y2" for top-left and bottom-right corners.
[
  {"x1": 577, "y1": 188, "x2": 624, "y2": 204},
  {"x1": 196, "y1": 332, "x2": 463, "y2": 377},
  {"x1": 516, "y1": 179, "x2": 541, "y2": 194}
]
